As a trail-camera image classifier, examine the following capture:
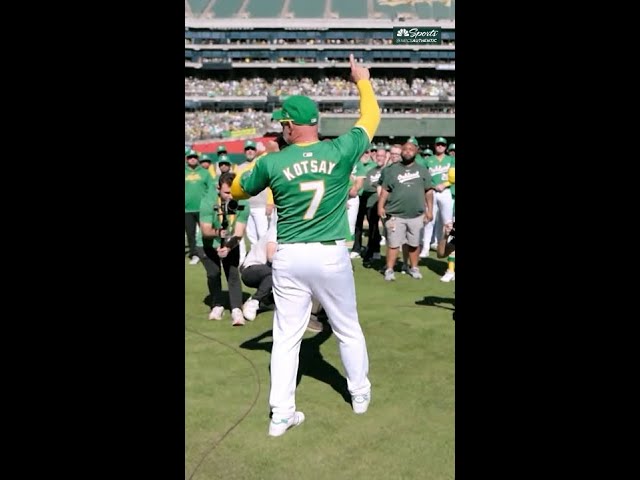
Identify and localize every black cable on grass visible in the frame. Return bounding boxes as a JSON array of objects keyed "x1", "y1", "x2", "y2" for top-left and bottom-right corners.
[{"x1": 185, "y1": 327, "x2": 262, "y2": 480}]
